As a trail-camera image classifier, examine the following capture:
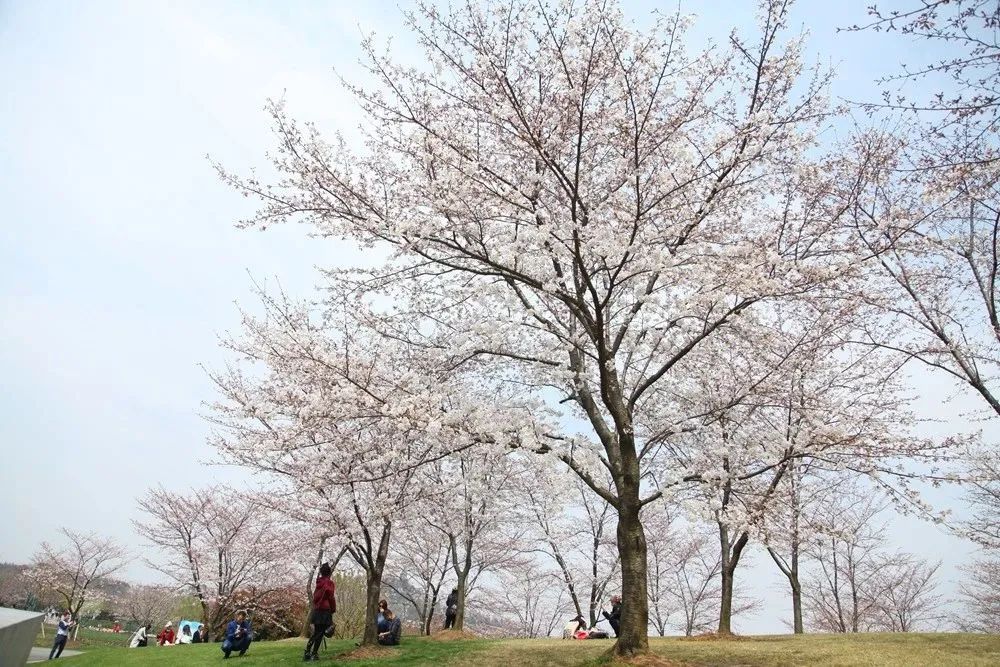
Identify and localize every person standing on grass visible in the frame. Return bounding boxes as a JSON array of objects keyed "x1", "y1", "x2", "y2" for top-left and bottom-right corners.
[
  {"x1": 221, "y1": 610, "x2": 252, "y2": 659},
  {"x1": 602, "y1": 596, "x2": 621, "y2": 638},
  {"x1": 48, "y1": 611, "x2": 75, "y2": 660},
  {"x1": 443, "y1": 588, "x2": 458, "y2": 629},
  {"x1": 304, "y1": 562, "x2": 337, "y2": 662},
  {"x1": 377, "y1": 609, "x2": 401, "y2": 646}
]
